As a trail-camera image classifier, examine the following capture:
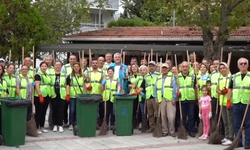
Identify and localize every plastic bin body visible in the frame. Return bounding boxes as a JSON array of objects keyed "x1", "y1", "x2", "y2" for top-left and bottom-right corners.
[
  {"x1": 1, "y1": 98, "x2": 27, "y2": 146},
  {"x1": 76, "y1": 94, "x2": 99, "y2": 137},
  {"x1": 114, "y1": 95, "x2": 136, "y2": 136}
]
